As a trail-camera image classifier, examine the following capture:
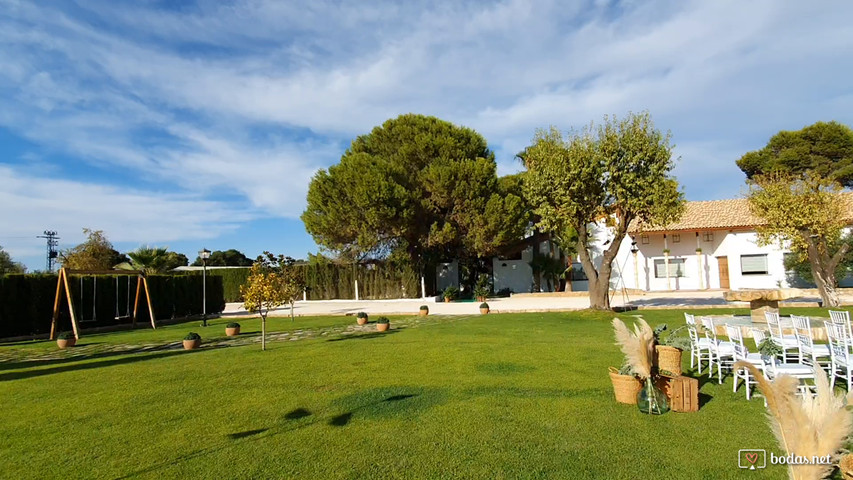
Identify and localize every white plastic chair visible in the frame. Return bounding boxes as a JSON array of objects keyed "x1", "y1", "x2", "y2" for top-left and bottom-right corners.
[
  {"x1": 825, "y1": 321, "x2": 853, "y2": 391},
  {"x1": 752, "y1": 327, "x2": 815, "y2": 397},
  {"x1": 685, "y1": 313, "x2": 713, "y2": 373},
  {"x1": 829, "y1": 310, "x2": 853, "y2": 350},
  {"x1": 765, "y1": 312, "x2": 799, "y2": 362},
  {"x1": 791, "y1": 314, "x2": 831, "y2": 370},
  {"x1": 727, "y1": 324, "x2": 763, "y2": 400},
  {"x1": 700, "y1": 316, "x2": 734, "y2": 383}
]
